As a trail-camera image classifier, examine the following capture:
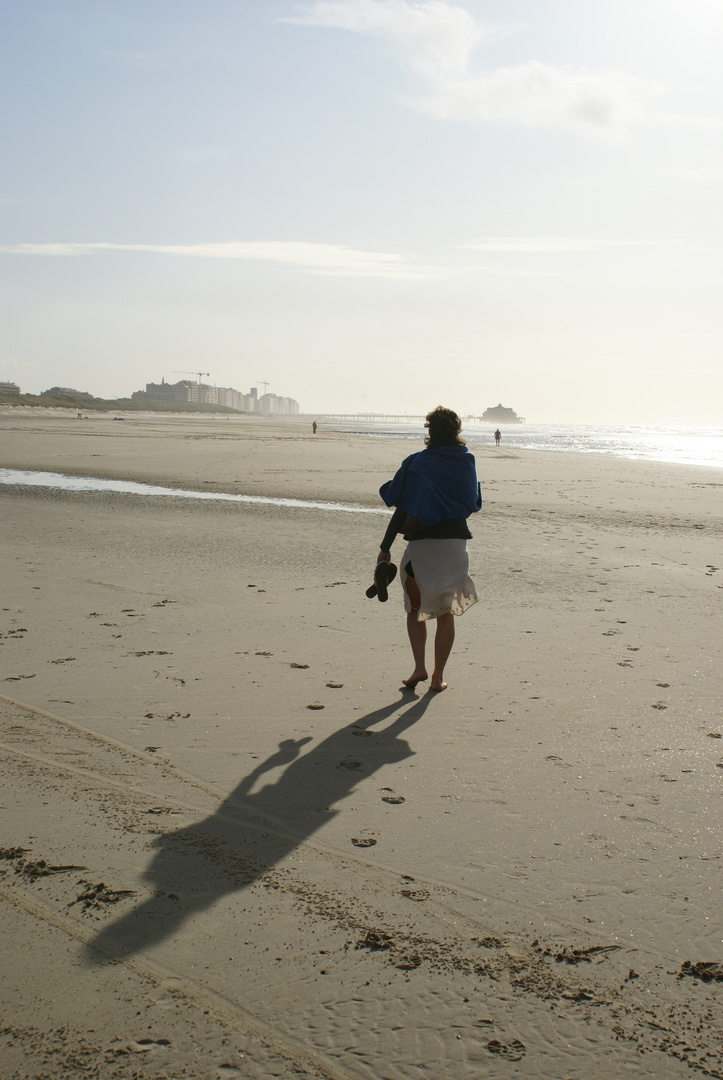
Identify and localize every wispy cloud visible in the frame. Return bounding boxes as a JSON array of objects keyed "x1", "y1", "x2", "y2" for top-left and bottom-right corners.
[
  {"x1": 418, "y1": 61, "x2": 653, "y2": 133},
  {"x1": 0, "y1": 240, "x2": 442, "y2": 279},
  {"x1": 670, "y1": 168, "x2": 723, "y2": 184},
  {"x1": 457, "y1": 237, "x2": 655, "y2": 253},
  {"x1": 0, "y1": 238, "x2": 570, "y2": 279},
  {"x1": 284, "y1": 0, "x2": 658, "y2": 135},
  {"x1": 284, "y1": 0, "x2": 503, "y2": 81}
]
